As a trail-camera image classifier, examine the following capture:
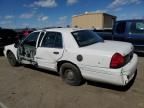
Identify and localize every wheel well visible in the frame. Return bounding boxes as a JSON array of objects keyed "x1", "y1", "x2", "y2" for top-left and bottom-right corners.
[
  {"x1": 57, "y1": 60, "x2": 80, "y2": 73},
  {"x1": 6, "y1": 50, "x2": 12, "y2": 56},
  {"x1": 6, "y1": 50, "x2": 16, "y2": 59}
]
